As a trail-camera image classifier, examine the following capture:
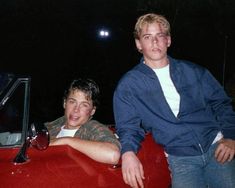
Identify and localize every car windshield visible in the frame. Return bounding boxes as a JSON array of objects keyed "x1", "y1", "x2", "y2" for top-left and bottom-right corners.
[
  {"x1": 0, "y1": 73, "x2": 30, "y2": 147},
  {"x1": 0, "y1": 73, "x2": 14, "y2": 96}
]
